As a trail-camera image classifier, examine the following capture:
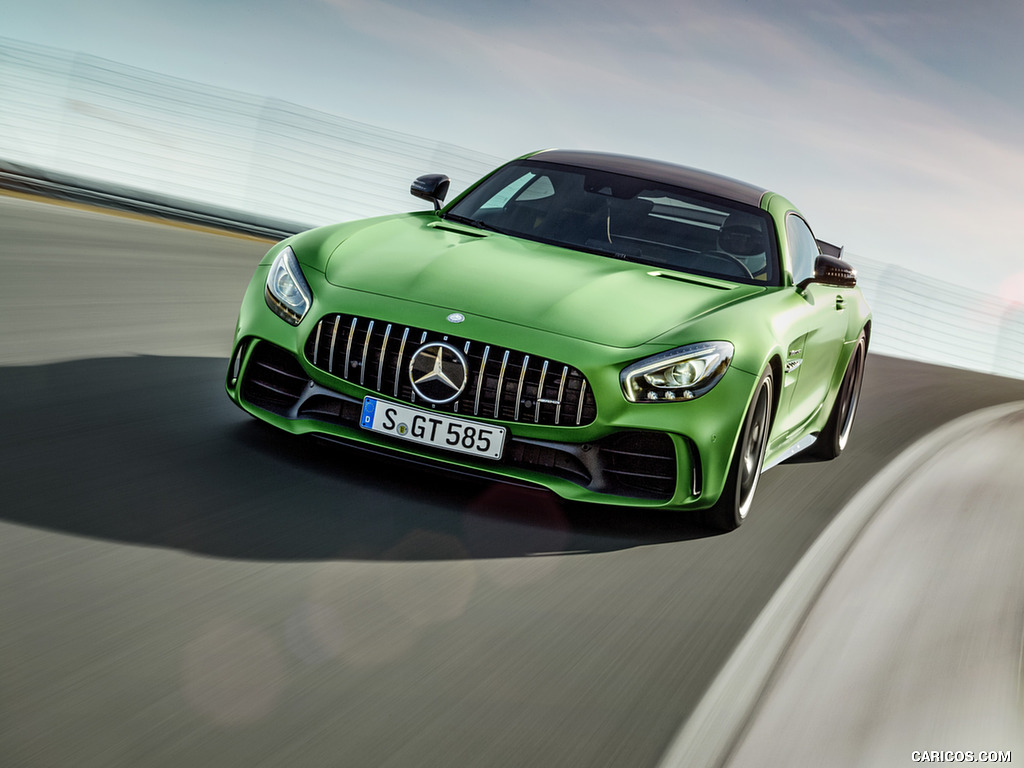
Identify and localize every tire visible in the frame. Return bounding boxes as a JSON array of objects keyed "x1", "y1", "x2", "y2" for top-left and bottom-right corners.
[
  {"x1": 704, "y1": 369, "x2": 774, "y2": 531},
  {"x1": 809, "y1": 331, "x2": 866, "y2": 460}
]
